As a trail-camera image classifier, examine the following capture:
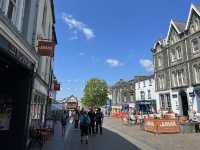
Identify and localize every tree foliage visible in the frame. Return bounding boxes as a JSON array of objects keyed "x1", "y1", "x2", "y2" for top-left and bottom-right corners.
[{"x1": 81, "y1": 78, "x2": 108, "y2": 107}]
